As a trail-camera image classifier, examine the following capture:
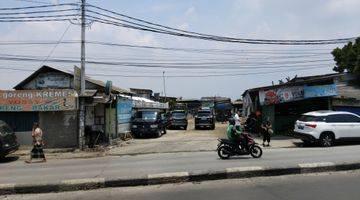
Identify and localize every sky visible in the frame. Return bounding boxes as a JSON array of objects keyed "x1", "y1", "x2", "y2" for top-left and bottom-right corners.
[{"x1": 0, "y1": 0, "x2": 359, "y2": 100}]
